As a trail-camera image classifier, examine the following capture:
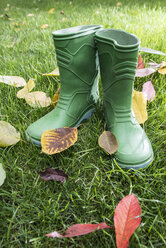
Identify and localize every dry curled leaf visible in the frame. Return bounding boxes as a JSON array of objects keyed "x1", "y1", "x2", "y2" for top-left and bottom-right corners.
[
  {"x1": 98, "y1": 131, "x2": 118, "y2": 155},
  {"x1": 52, "y1": 88, "x2": 60, "y2": 107},
  {"x1": 41, "y1": 127, "x2": 77, "y2": 155},
  {"x1": 0, "y1": 75, "x2": 26, "y2": 87},
  {"x1": 0, "y1": 163, "x2": 6, "y2": 187},
  {"x1": 48, "y1": 8, "x2": 55, "y2": 14},
  {"x1": 132, "y1": 90, "x2": 148, "y2": 124},
  {"x1": 17, "y1": 79, "x2": 35, "y2": 99},
  {"x1": 135, "y1": 68, "x2": 155, "y2": 77},
  {"x1": 46, "y1": 223, "x2": 112, "y2": 238},
  {"x1": 43, "y1": 67, "x2": 59, "y2": 76},
  {"x1": 40, "y1": 24, "x2": 48, "y2": 29},
  {"x1": 114, "y1": 194, "x2": 141, "y2": 248},
  {"x1": 137, "y1": 54, "x2": 145, "y2": 69},
  {"x1": 0, "y1": 121, "x2": 20, "y2": 147},
  {"x1": 142, "y1": 81, "x2": 156, "y2": 102},
  {"x1": 25, "y1": 91, "x2": 51, "y2": 108},
  {"x1": 39, "y1": 168, "x2": 68, "y2": 182},
  {"x1": 158, "y1": 61, "x2": 166, "y2": 74}
]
